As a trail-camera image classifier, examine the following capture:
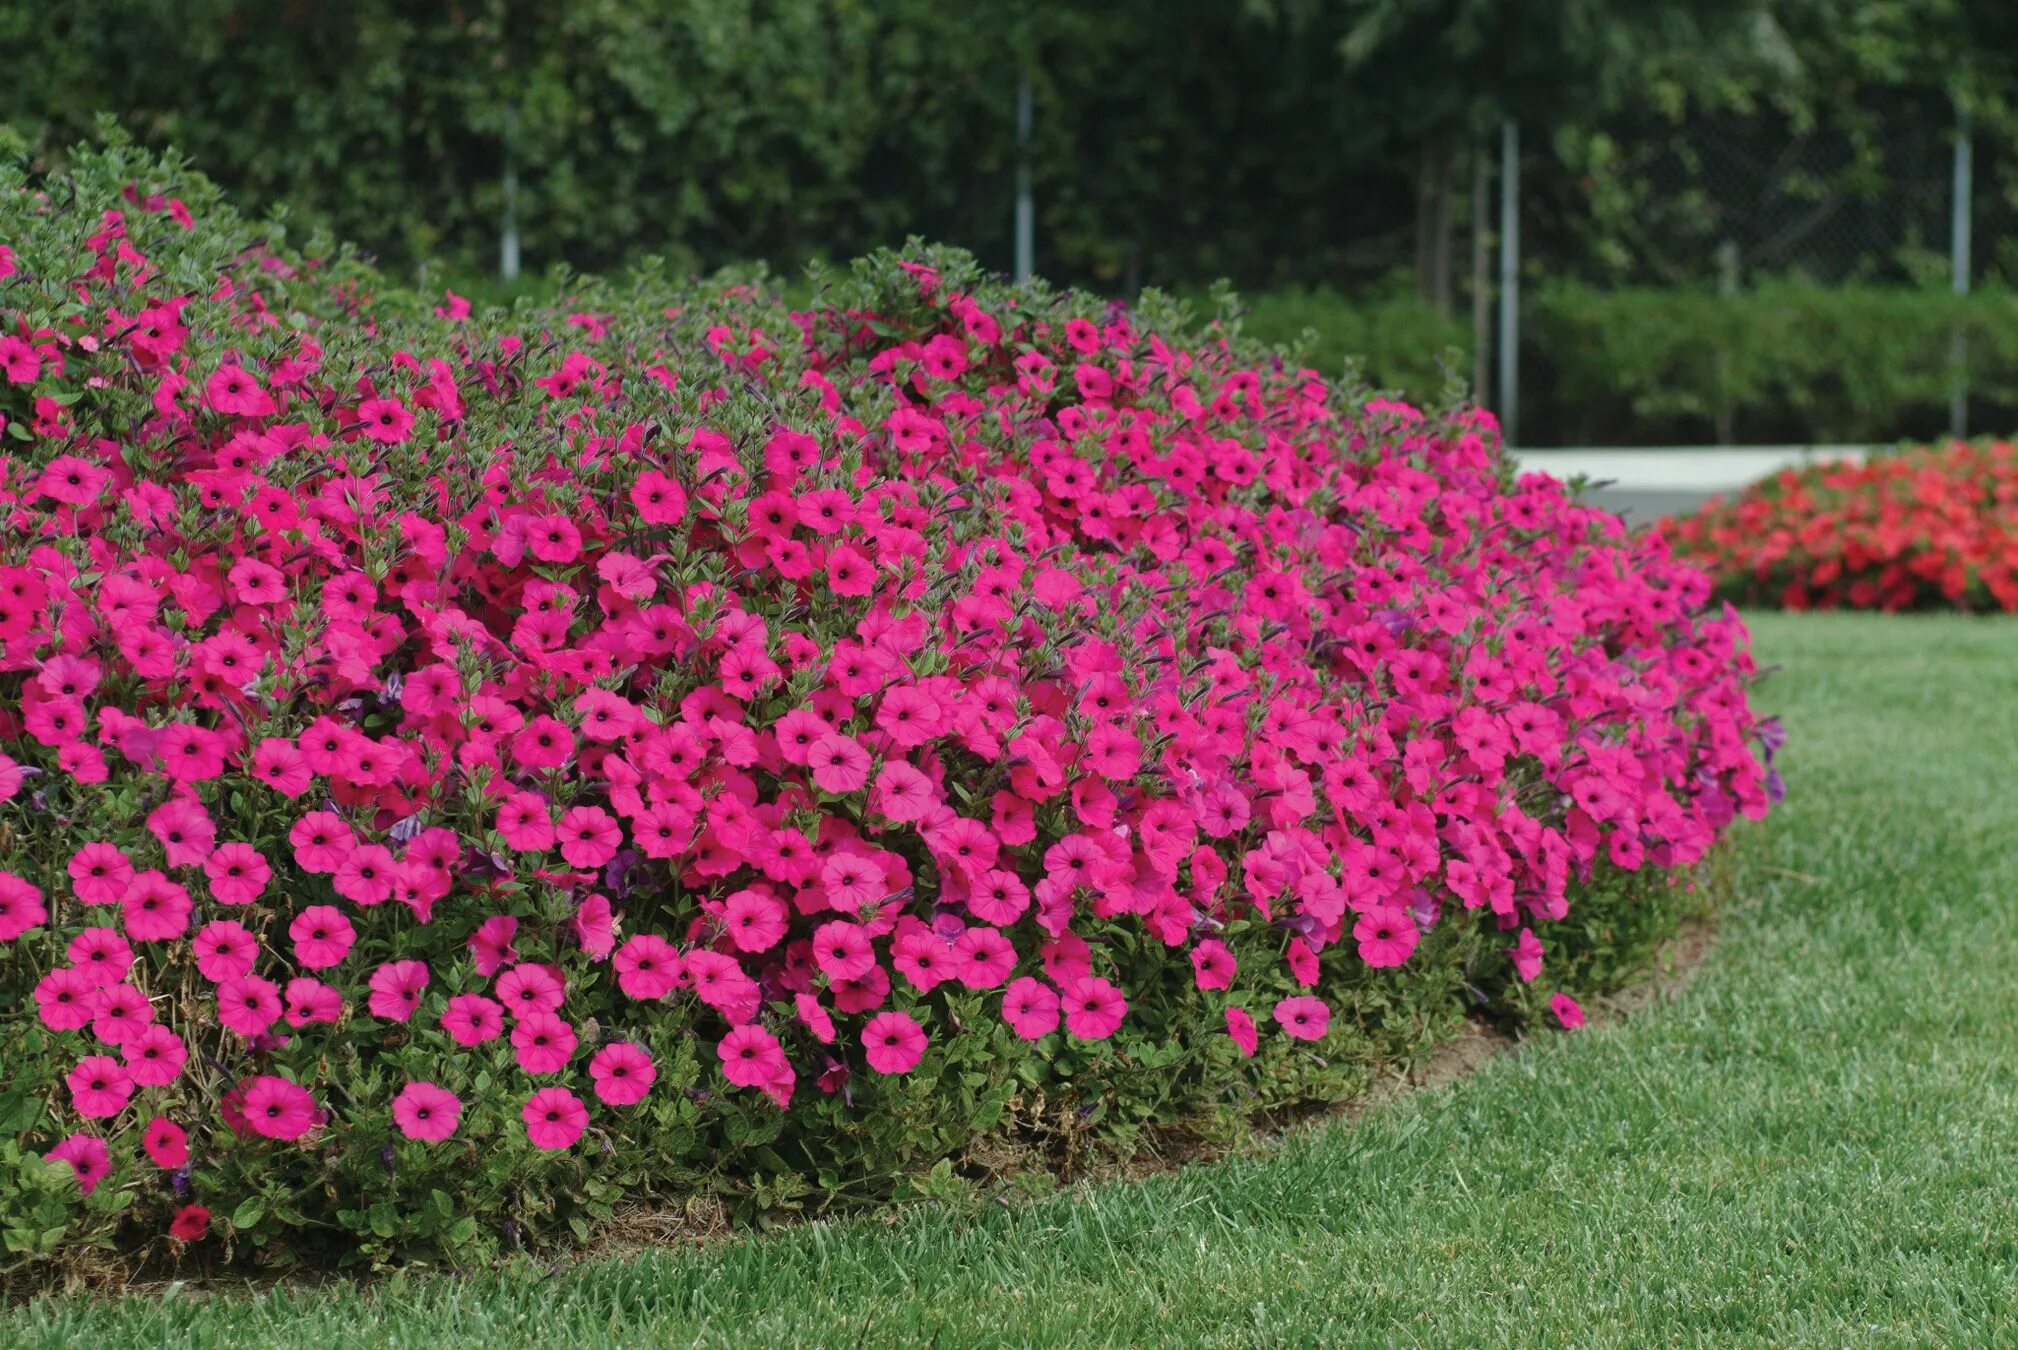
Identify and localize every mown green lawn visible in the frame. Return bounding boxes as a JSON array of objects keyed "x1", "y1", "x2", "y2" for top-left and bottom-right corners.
[{"x1": 12, "y1": 613, "x2": 2017, "y2": 1347}]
